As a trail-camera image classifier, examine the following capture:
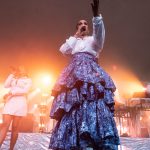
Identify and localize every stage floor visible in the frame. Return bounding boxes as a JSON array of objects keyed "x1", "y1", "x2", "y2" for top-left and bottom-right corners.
[{"x1": 1, "y1": 133, "x2": 150, "y2": 150}]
